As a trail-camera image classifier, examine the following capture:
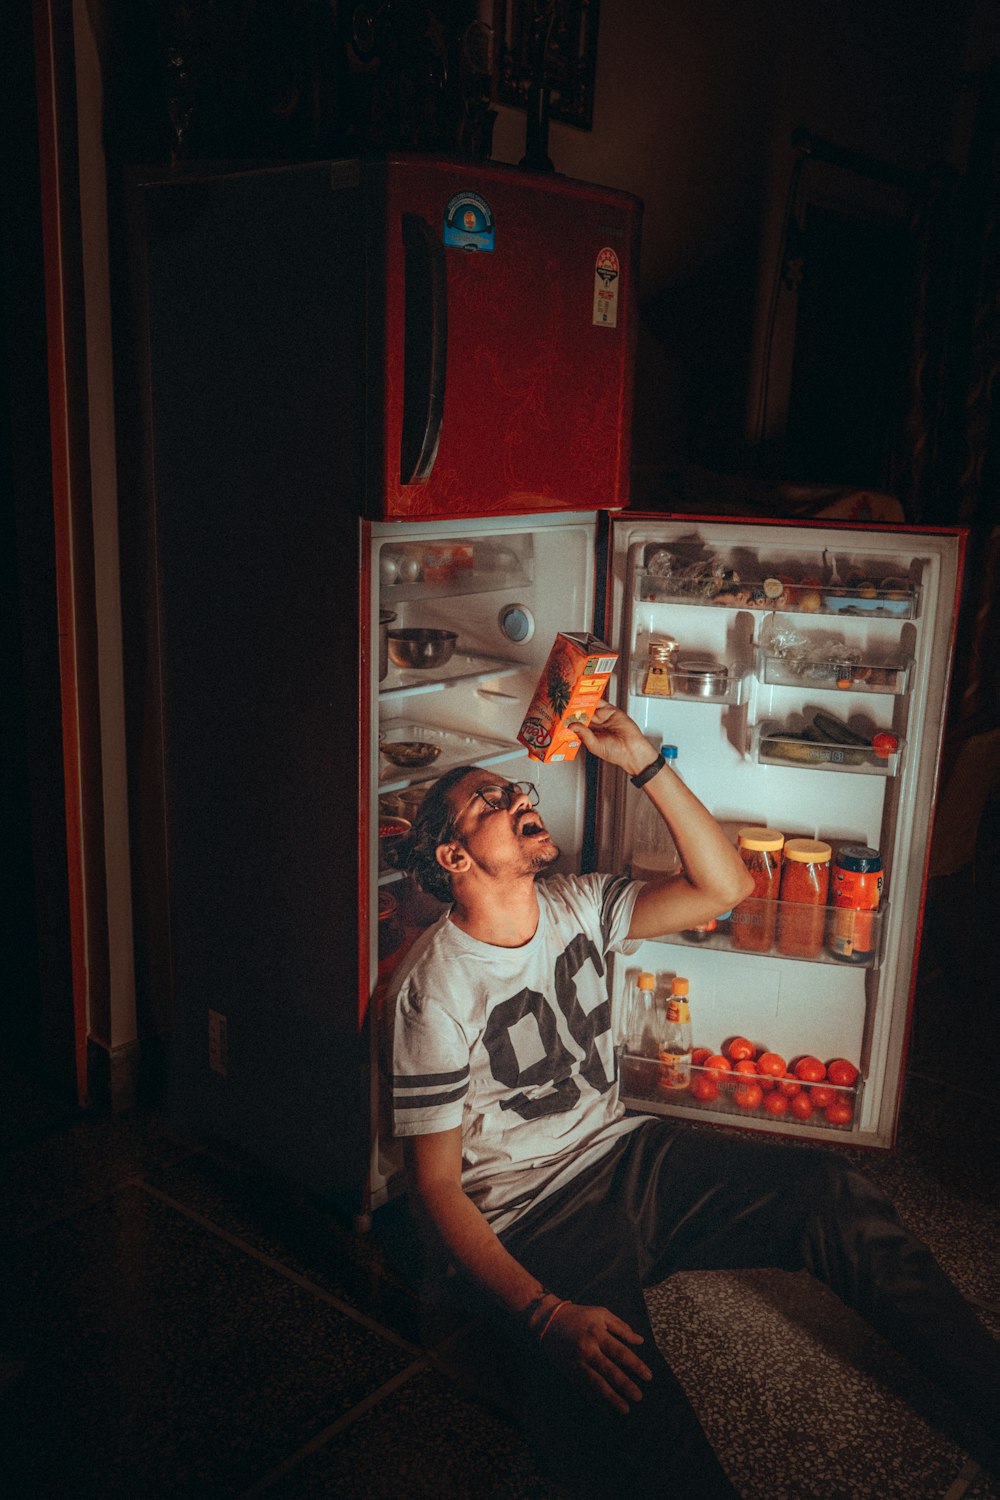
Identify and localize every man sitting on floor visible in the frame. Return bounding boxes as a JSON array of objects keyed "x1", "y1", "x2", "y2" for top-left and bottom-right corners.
[{"x1": 387, "y1": 701, "x2": 999, "y2": 1497}]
